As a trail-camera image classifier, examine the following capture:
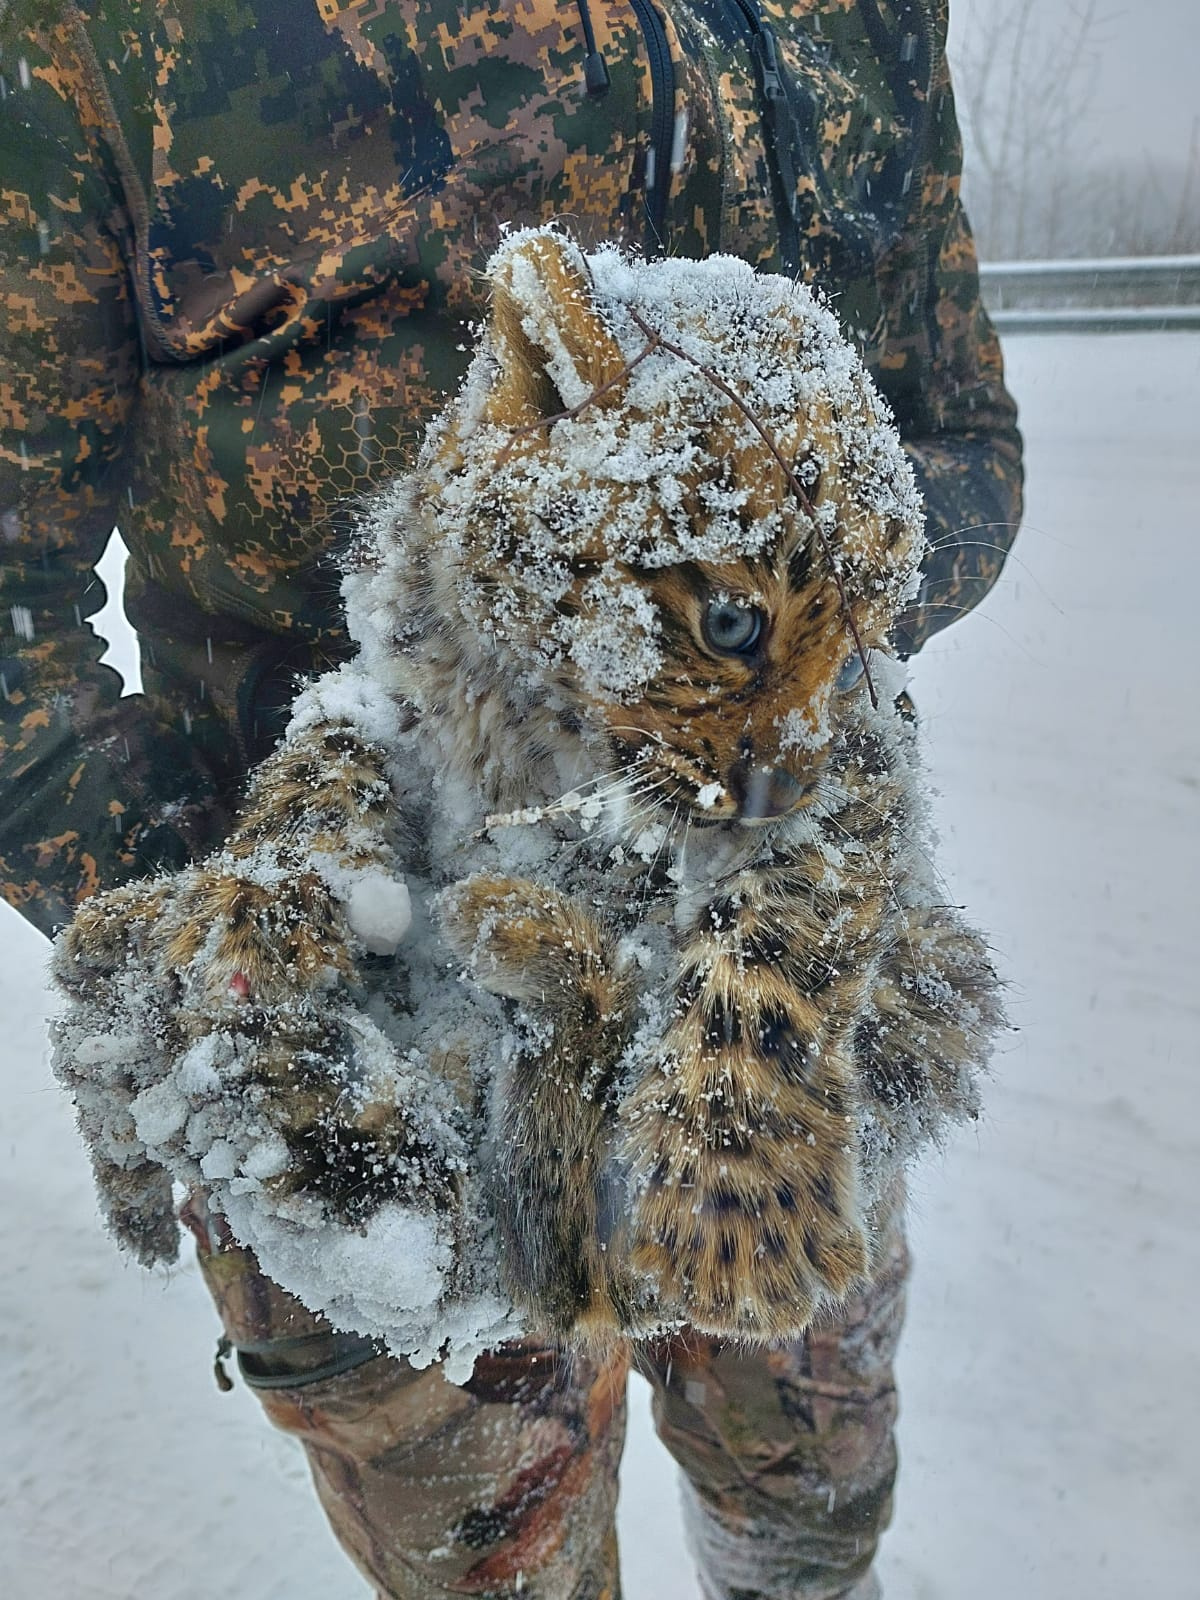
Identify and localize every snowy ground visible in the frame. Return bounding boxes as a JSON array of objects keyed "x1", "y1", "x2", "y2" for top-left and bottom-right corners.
[{"x1": 2, "y1": 332, "x2": 1198, "y2": 1599}]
